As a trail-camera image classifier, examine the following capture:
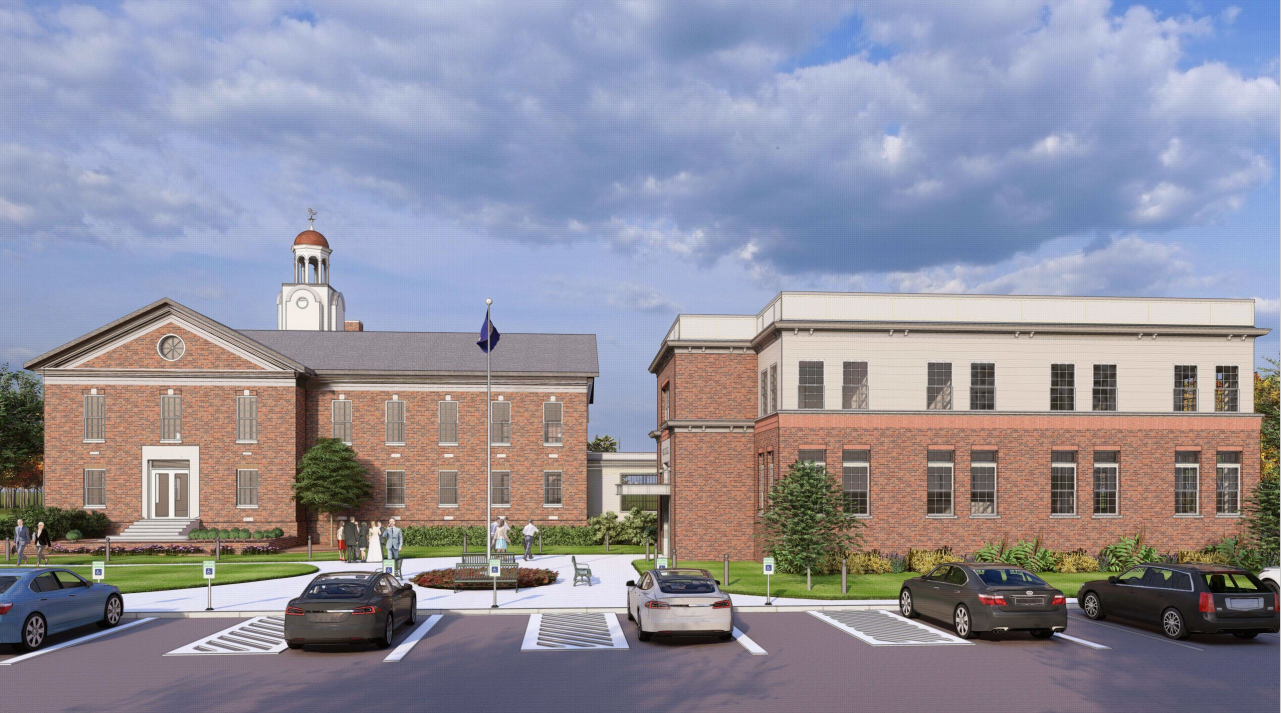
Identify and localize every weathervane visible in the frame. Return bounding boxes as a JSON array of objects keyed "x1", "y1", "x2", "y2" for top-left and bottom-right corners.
[{"x1": 307, "y1": 208, "x2": 317, "y2": 230}]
